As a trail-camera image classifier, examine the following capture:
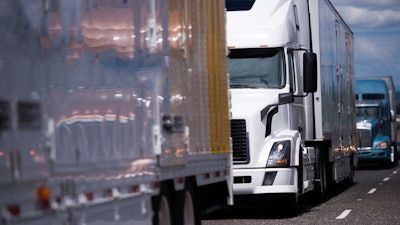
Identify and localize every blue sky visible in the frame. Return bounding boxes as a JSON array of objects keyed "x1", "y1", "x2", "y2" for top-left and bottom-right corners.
[{"x1": 330, "y1": 0, "x2": 400, "y2": 91}]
